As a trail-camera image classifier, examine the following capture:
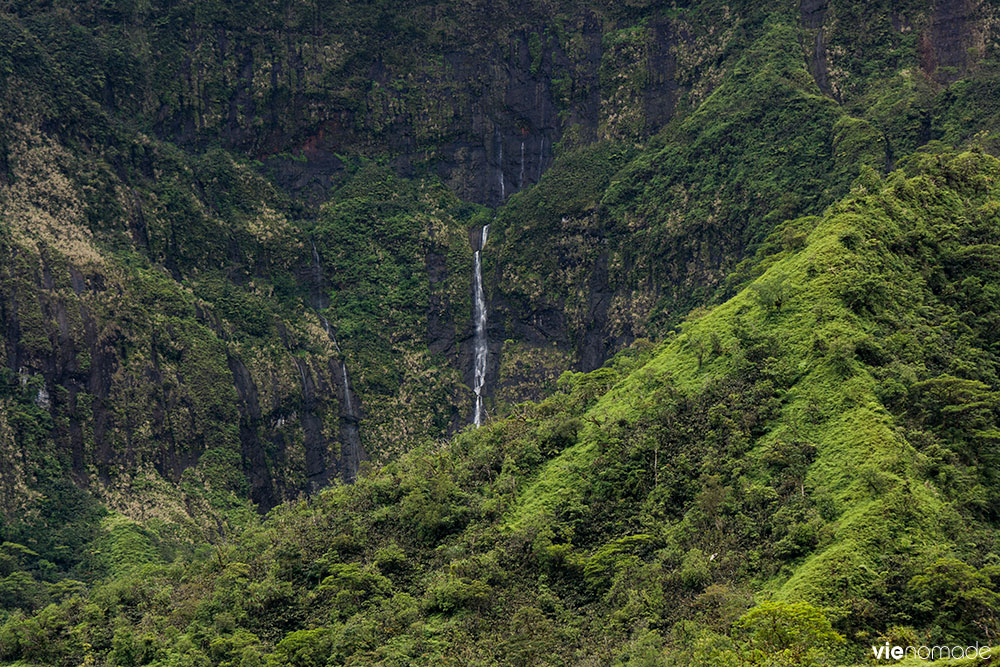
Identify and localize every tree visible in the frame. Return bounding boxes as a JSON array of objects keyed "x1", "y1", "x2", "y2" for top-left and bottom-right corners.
[{"x1": 731, "y1": 601, "x2": 844, "y2": 666}]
